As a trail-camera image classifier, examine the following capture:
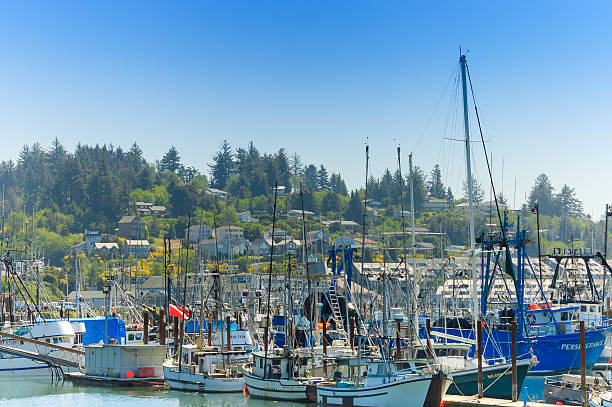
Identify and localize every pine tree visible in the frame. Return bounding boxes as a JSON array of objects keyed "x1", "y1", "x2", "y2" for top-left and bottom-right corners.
[
  {"x1": 329, "y1": 173, "x2": 348, "y2": 195},
  {"x1": 317, "y1": 165, "x2": 329, "y2": 191},
  {"x1": 527, "y1": 173, "x2": 554, "y2": 216},
  {"x1": 427, "y1": 164, "x2": 446, "y2": 199},
  {"x1": 446, "y1": 187, "x2": 454, "y2": 206},
  {"x1": 304, "y1": 164, "x2": 318, "y2": 190},
  {"x1": 160, "y1": 146, "x2": 182, "y2": 173},
  {"x1": 462, "y1": 178, "x2": 485, "y2": 203},
  {"x1": 290, "y1": 153, "x2": 303, "y2": 178},
  {"x1": 344, "y1": 191, "x2": 362, "y2": 223},
  {"x1": 209, "y1": 140, "x2": 236, "y2": 189}
]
